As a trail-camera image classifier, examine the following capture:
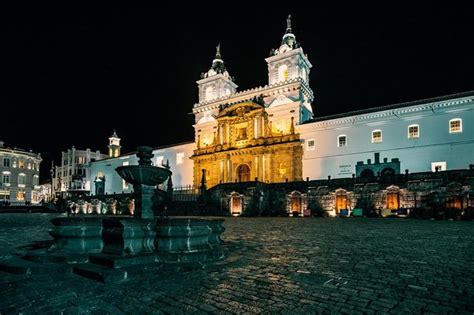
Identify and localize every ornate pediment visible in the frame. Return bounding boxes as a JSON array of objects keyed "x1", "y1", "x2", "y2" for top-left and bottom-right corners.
[
  {"x1": 217, "y1": 101, "x2": 264, "y2": 118},
  {"x1": 268, "y1": 94, "x2": 294, "y2": 108}
]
